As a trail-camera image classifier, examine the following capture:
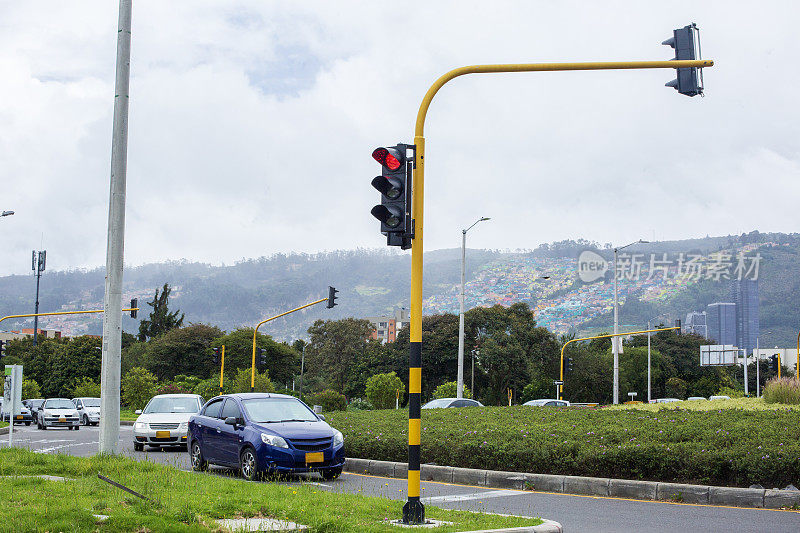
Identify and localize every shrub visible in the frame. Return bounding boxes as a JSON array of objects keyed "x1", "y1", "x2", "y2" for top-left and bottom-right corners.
[
  {"x1": 763, "y1": 377, "x2": 800, "y2": 404},
  {"x1": 228, "y1": 368, "x2": 274, "y2": 394},
  {"x1": 193, "y1": 376, "x2": 221, "y2": 401},
  {"x1": 156, "y1": 382, "x2": 192, "y2": 395},
  {"x1": 122, "y1": 367, "x2": 158, "y2": 410},
  {"x1": 365, "y1": 372, "x2": 405, "y2": 409},
  {"x1": 71, "y1": 377, "x2": 100, "y2": 398},
  {"x1": 173, "y1": 375, "x2": 202, "y2": 392},
  {"x1": 348, "y1": 398, "x2": 374, "y2": 411},
  {"x1": 432, "y1": 381, "x2": 470, "y2": 400},
  {"x1": 305, "y1": 389, "x2": 346, "y2": 412},
  {"x1": 716, "y1": 386, "x2": 745, "y2": 399},
  {"x1": 276, "y1": 388, "x2": 301, "y2": 399},
  {"x1": 21, "y1": 379, "x2": 41, "y2": 400}
]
